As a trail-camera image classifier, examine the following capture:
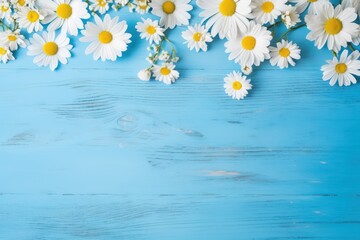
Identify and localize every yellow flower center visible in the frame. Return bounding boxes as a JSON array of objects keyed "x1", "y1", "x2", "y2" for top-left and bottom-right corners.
[
  {"x1": 219, "y1": 0, "x2": 236, "y2": 16},
  {"x1": 232, "y1": 81, "x2": 242, "y2": 90},
  {"x1": 18, "y1": 0, "x2": 25, "y2": 6},
  {"x1": 0, "y1": 47, "x2": 7, "y2": 55},
  {"x1": 8, "y1": 35, "x2": 17, "y2": 41},
  {"x1": 160, "y1": 67, "x2": 171, "y2": 75},
  {"x1": 279, "y1": 47, "x2": 290, "y2": 57},
  {"x1": 56, "y1": 3, "x2": 72, "y2": 19},
  {"x1": 139, "y1": 4, "x2": 147, "y2": 10},
  {"x1": 335, "y1": 63, "x2": 347, "y2": 74},
  {"x1": 324, "y1": 18, "x2": 343, "y2": 35},
  {"x1": 308, "y1": 0, "x2": 317, "y2": 2},
  {"x1": 162, "y1": 1, "x2": 175, "y2": 14},
  {"x1": 241, "y1": 36, "x2": 256, "y2": 50},
  {"x1": 146, "y1": 25, "x2": 156, "y2": 35},
  {"x1": 261, "y1": 1, "x2": 274, "y2": 13},
  {"x1": 27, "y1": 10, "x2": 40, "y2": 23},
  {"x1": 193, "y1": 32, "x2": 202, "y2": 42},
  {"x1": 43, "y1": 42, "x2": 59, "y2": 56},
  {"x1": 1, "y1": 6, "x2": 9, "y2": 12},
  {"x1": 98, "y1": 31, "x2": 113, "y2": 44},
  {"x1": 98, "y1": 0, "x2": 107, "y2": 7}
]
